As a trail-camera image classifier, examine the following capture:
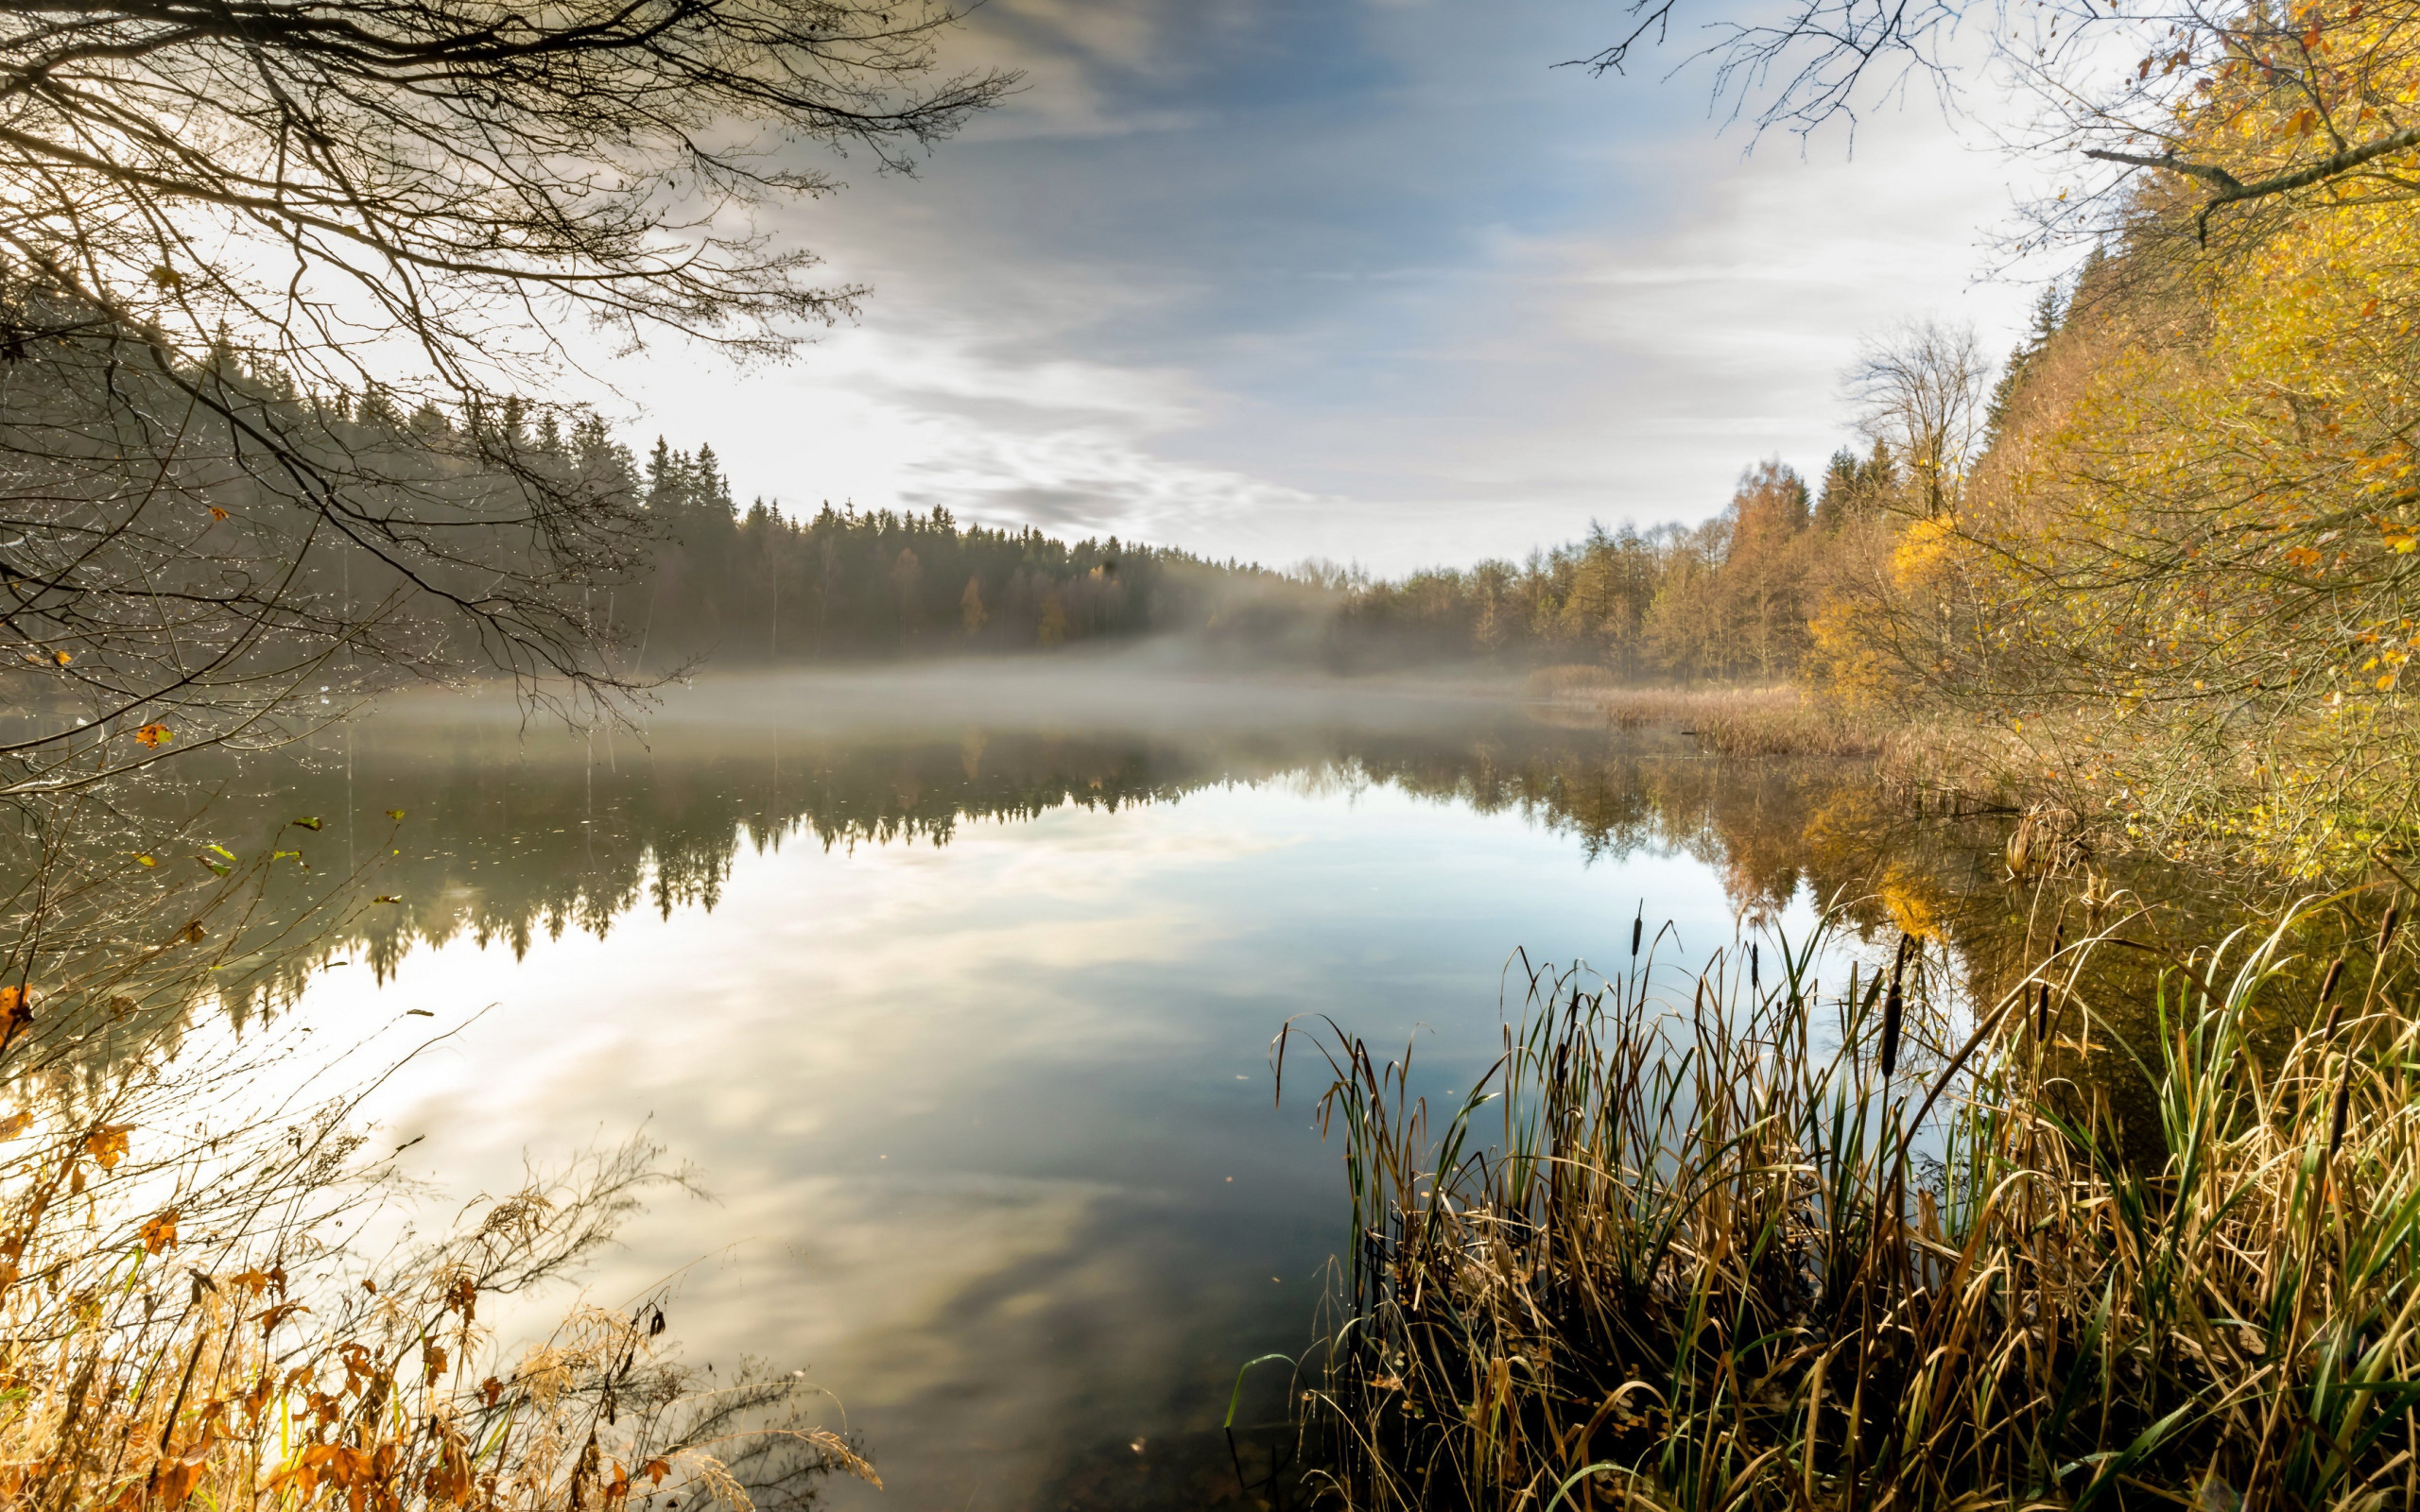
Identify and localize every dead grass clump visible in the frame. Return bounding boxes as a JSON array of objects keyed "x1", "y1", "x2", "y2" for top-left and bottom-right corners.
[
  {"x1": 1874, "y1": 719, "x2": 2046, "y2": 816},
  {"x1": 1279, "y1": 904, "x2": 2420, "y2": 1510},
  {"x1": 1563, "y1": 684, "x2": 1886, "y2": 757},
  {"x1": 0, "y1": 1068, "x2": 868, "y2": 1512},
  {"x1": 1523, "y1": 665, "x2": 1623, "y2": 702},
  {"x1": 1692, "y1": 699, "x2": 1885, "y2": 758}
]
